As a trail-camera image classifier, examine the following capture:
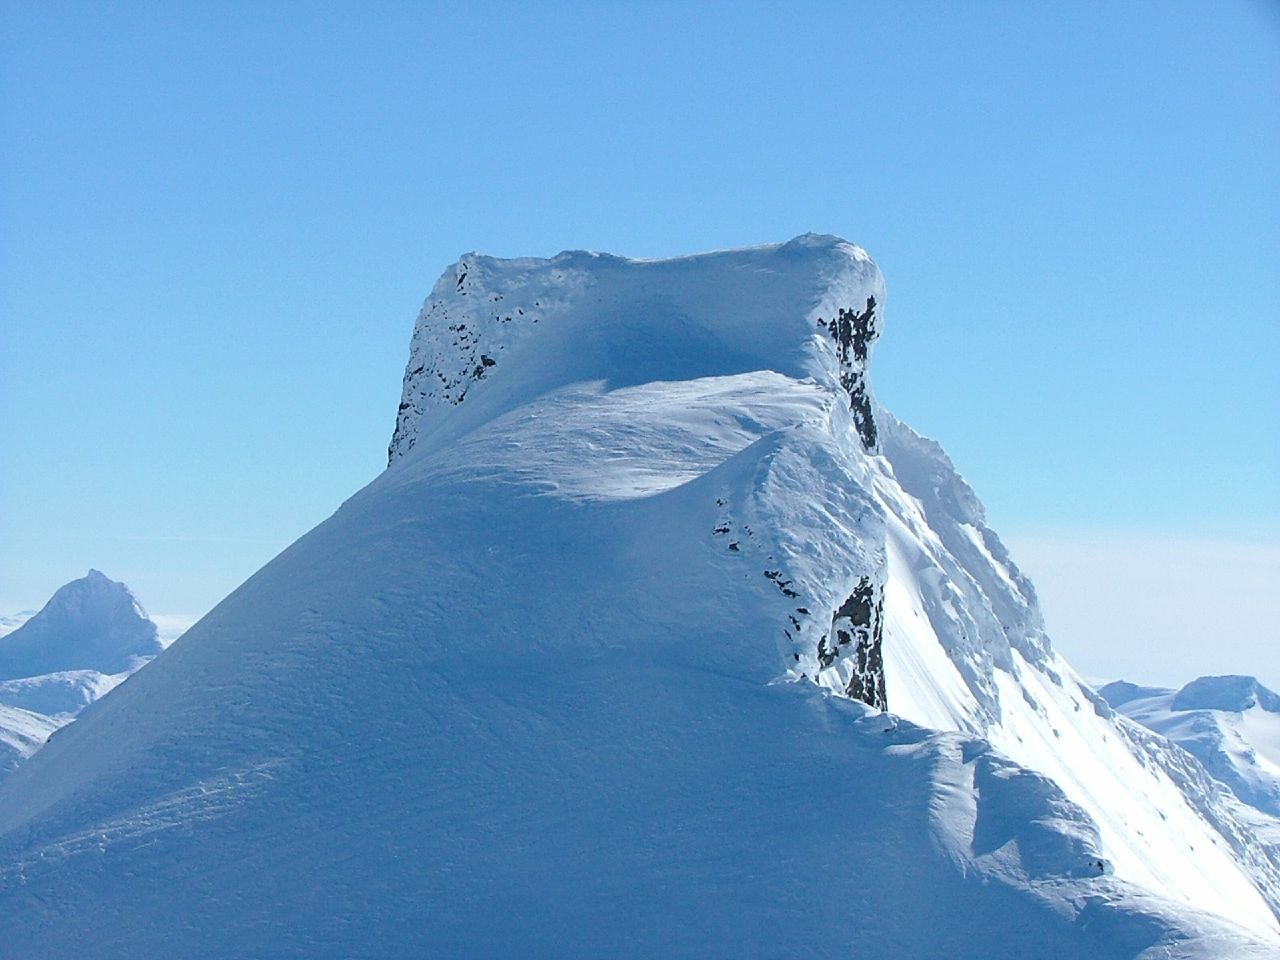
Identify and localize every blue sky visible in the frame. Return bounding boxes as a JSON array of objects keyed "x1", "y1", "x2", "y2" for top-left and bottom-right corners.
[{"x1": 2, "y1": 2, "x2": 1277, "y2": 685}]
